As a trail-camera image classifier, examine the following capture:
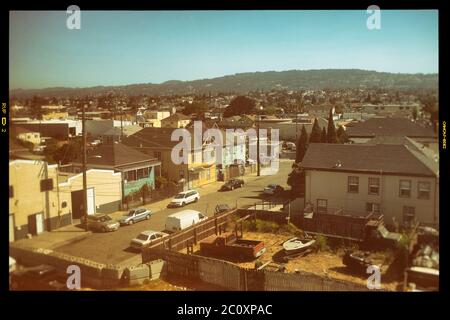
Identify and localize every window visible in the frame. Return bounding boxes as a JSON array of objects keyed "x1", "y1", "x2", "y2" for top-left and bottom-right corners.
[
  {"x1": 61, "y1": 201, "x2": 67, "y2": 208},
  {"x1": 9, "y1": 185, "x2": 14, "y2": 198},
  {"x1": 368, "y1": 177, "x2": 380, "y2": 195},
  {"x1": 317, "y1": 199, "x2": 328, "y2": 213},
  {"x1": 137, "y1": 168, "x2": 145, "y2": 180},
  {"x1": 143, "y1": 167, "x2": 149, "y2": 177},
  {"x1": 153, "y1": 151, "x2": 161, "y2": 160},
  {"x1": 399, "y1": 180, "x2": 411, "y2": 198},
  {"x1": 418, "y1": 181, "x2": 431, "y2": 199},
  {"x1": 374, "y1": 107, "x2": 378, "y2": 110},
  {"x1": 126, "y1": 170, "x2": 136, "y2": 182},
  {"x1": 40, "y1": 178, "x2": 54, "y2": 192},
  {"x1": 381, "y1": 107, "x2": 385, "y2": 110},
  {"x1": 348, "y1": 176, "x2": 359, "y2": 193},
  {"x1": 403, "y1": 206, "x2": 415, "y2": 224},
  {"x1": 366, "y1": 203, "x2": 380, "y2": 214},
  {"x1": 399, "y1": 107, "x2": 404, "y2": 110}
]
